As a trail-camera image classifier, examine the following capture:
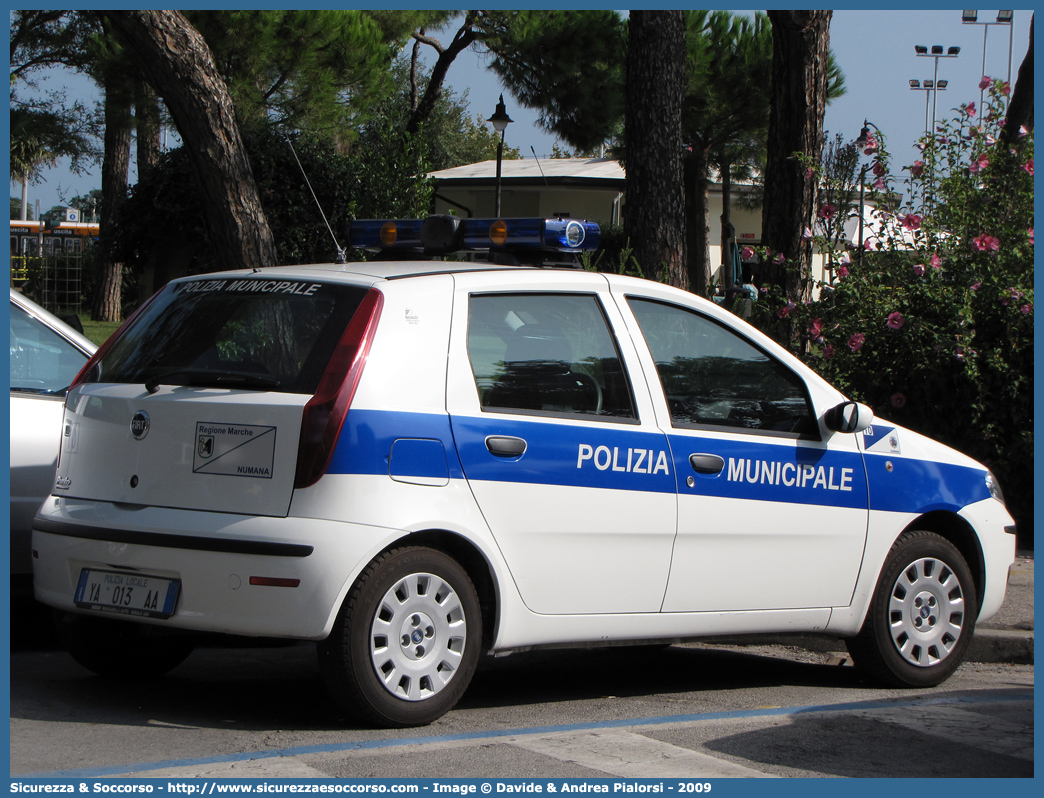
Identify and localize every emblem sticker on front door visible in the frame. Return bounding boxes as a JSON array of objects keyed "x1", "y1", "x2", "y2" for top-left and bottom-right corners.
[{"x1": 192, "y1": 422, "x2": 277, "y2": 478}]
